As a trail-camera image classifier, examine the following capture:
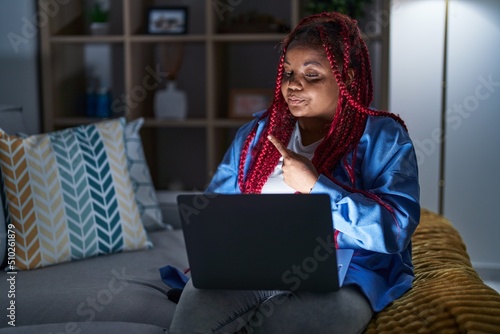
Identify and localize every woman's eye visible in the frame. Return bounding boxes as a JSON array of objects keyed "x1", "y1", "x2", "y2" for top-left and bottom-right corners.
[
  {"x1": 305, "y1": 73, "x2": 319, "y2": 78},
  {"x1": 282, "y1": 71, "x2": 320, "y2": 81}
]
